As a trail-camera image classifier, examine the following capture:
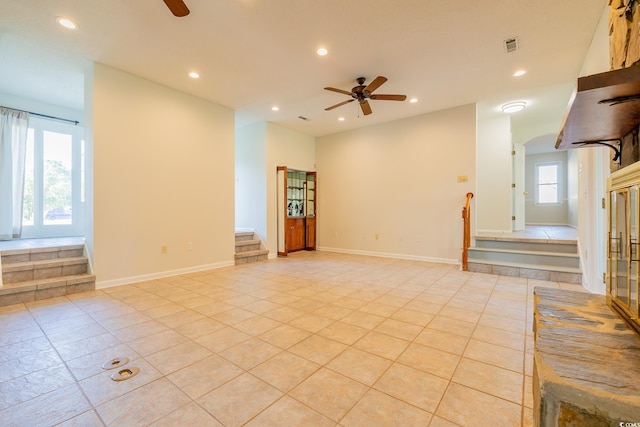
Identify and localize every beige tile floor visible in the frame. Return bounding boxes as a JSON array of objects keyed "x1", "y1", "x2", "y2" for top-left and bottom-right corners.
[{"x1": 0, "y1": 250, "x2": 587, "y2": 426}]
